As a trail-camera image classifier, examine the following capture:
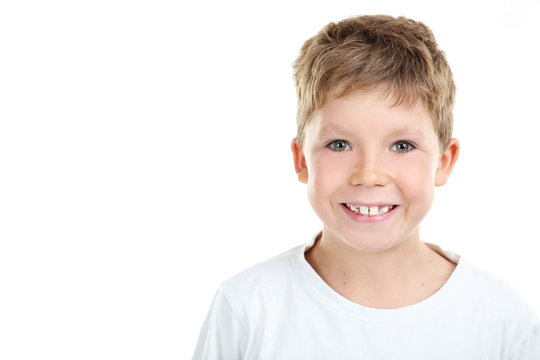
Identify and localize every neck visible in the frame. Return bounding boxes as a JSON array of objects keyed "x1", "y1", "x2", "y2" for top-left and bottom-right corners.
[{"x1": 305, "y1": 229, "x2": 455, "y2": 308}]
